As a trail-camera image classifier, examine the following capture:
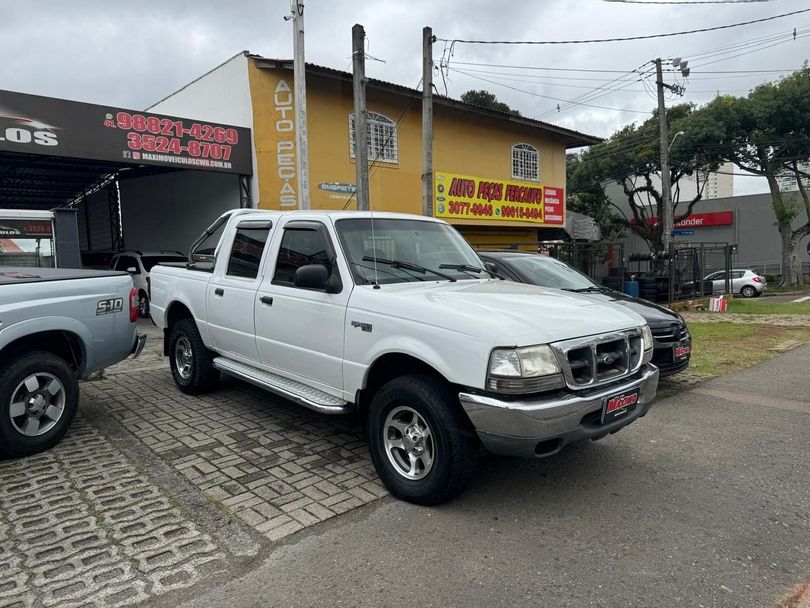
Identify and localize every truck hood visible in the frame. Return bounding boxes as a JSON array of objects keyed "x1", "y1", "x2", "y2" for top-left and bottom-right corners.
[{"x1": 350, "y1": 279, "x2": 646, "y2": 346}]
